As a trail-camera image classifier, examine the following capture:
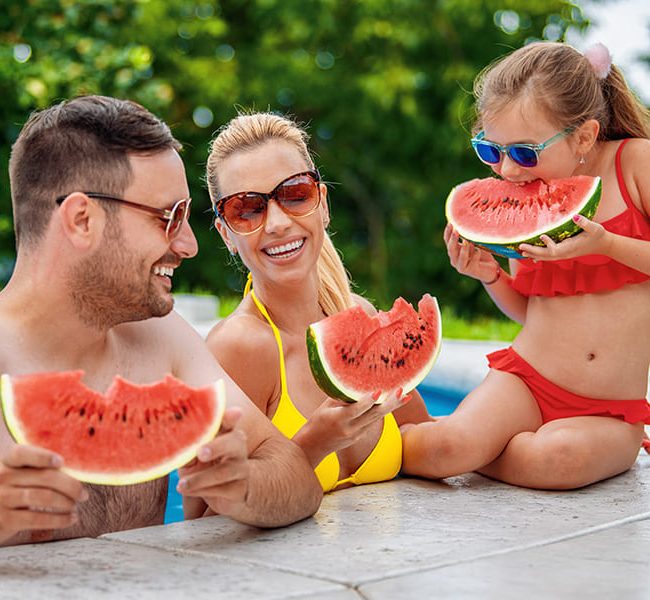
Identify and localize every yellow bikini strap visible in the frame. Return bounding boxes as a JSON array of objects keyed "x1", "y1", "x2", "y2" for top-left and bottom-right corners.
[
  {"x1": 243, "y1": 271, "x2": 253, "y2": 297},
  {"x1": 247, "y1": 285, "x2": 289, "y2": 395}
]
